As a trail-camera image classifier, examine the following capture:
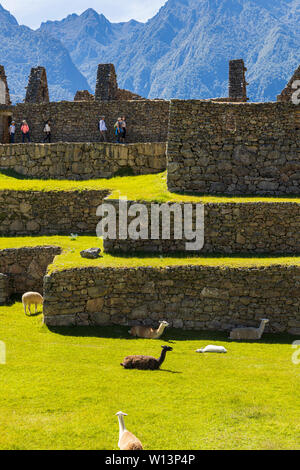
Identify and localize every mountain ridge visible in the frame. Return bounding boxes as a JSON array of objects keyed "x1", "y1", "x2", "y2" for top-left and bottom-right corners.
[{"x1": 1, "y1": 0, "x2": 299, "y2": 102}]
